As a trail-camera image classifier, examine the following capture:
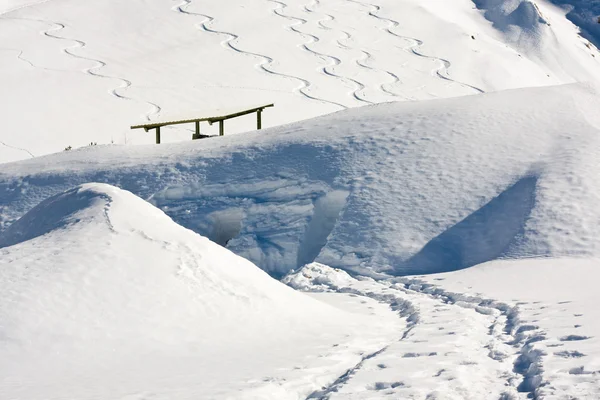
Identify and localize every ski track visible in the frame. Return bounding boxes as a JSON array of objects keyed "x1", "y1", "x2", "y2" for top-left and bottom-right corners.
[
  {"x1": 345, "y1": 0, "x2": 485, "y2": 95},
  {"x1": 41, "y1": 22, "x2": 161, "y2": 121},
  {"x1": 174, "y1": 0, "x2": 347, "y2": 110},
  {"x1": 268, "y1": 0, "x2": 373, "y2": 106},
  {"x1": 302, "y1": 0, "x2": 411, "y2": 100},
  {"x1": 0, "y1": 15, "x2": 161, "y2": 123}
]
